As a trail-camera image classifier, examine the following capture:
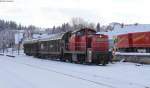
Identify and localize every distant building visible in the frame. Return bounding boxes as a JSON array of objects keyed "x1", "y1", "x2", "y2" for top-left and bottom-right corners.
[
  {"x1": 0, "y1": 30, "x2": 15, "y2": 49},
  {"x1": 0, "y1": 29, "x2": 25, "y2": 50},
  {"x1": 97, "y1": 24, "x2": 150, "y2": 49},
  {"x1": 97, "y1": 24, "x2": 150, "y2": 39}
]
